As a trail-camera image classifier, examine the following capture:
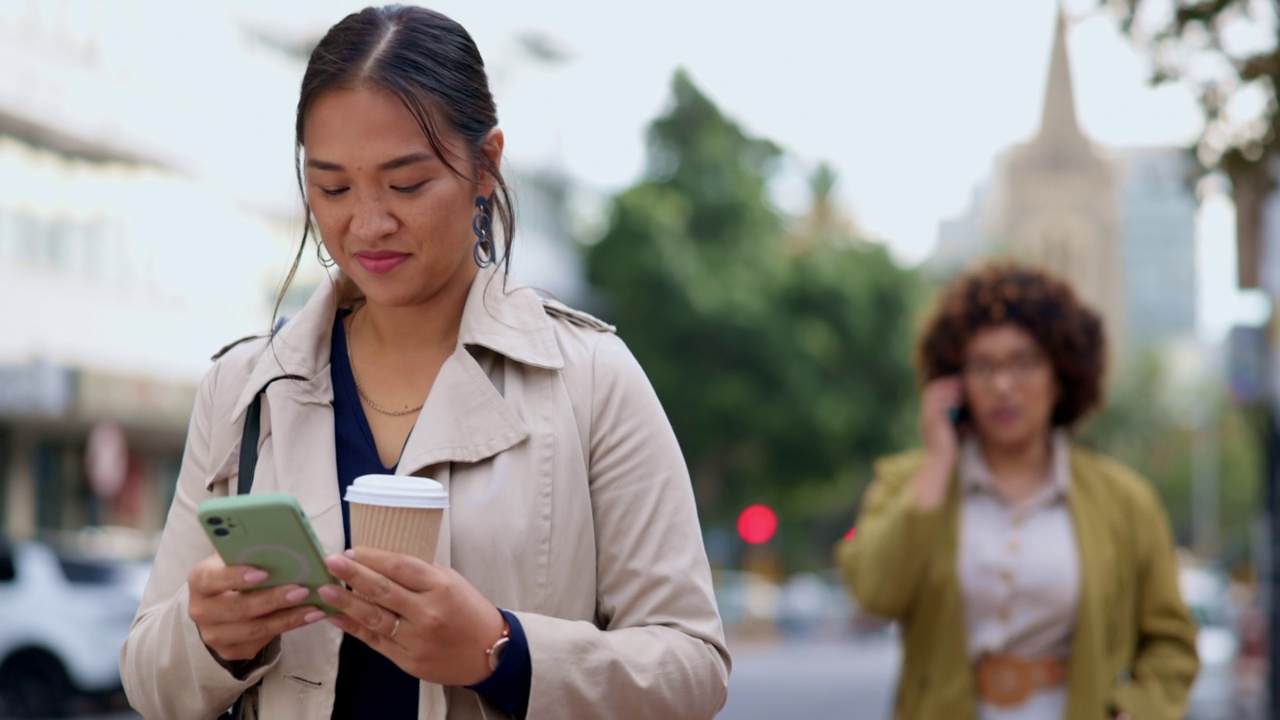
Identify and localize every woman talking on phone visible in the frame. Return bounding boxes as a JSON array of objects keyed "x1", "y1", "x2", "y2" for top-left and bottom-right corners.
[
  {"x1": 836, "y1": 262, "x2": 1198, "y2": 720},
  {"x1": 119, "y1": 6, "x2": 729, "y2": 719}
]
